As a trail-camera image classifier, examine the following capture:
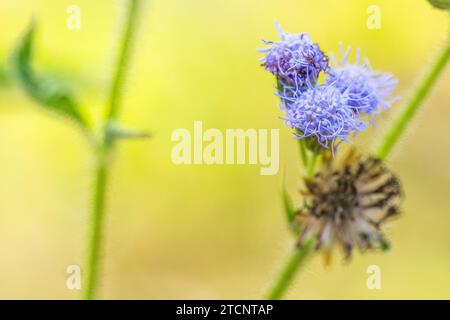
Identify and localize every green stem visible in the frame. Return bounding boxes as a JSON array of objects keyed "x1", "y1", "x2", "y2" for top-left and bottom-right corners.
[
  {"x1": 266, "y1": 150, "x2": 318, "y2": 300},
  {"x1": 306, "y1": 152, "x2": 318, "y2": 178},
  {"x1": 298, "y1": 139, "x2": 309, "y2": 168},
  {"x1": 105, "y1": 0, "x2": 141, "y2": 121},
  {"x1": 82, "y1": 0, "x2": 142, "y2": 300},
  {"x1": 265, "y1": 238, "x2": 314, "y2": 300},
  {"x1": 82, "y1": 146, "x2": 109, "y2": 300},
  {"x1": 376, "y1": 24, "x2": 450, "y2": 159}
]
